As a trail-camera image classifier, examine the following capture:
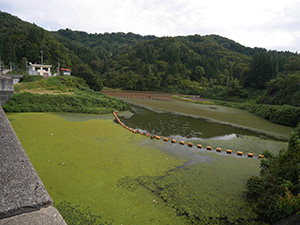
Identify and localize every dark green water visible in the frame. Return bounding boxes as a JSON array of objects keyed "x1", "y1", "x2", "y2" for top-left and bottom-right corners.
[{"x1": 119, "y1": 105, "x2": 275, "y2": 140}]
